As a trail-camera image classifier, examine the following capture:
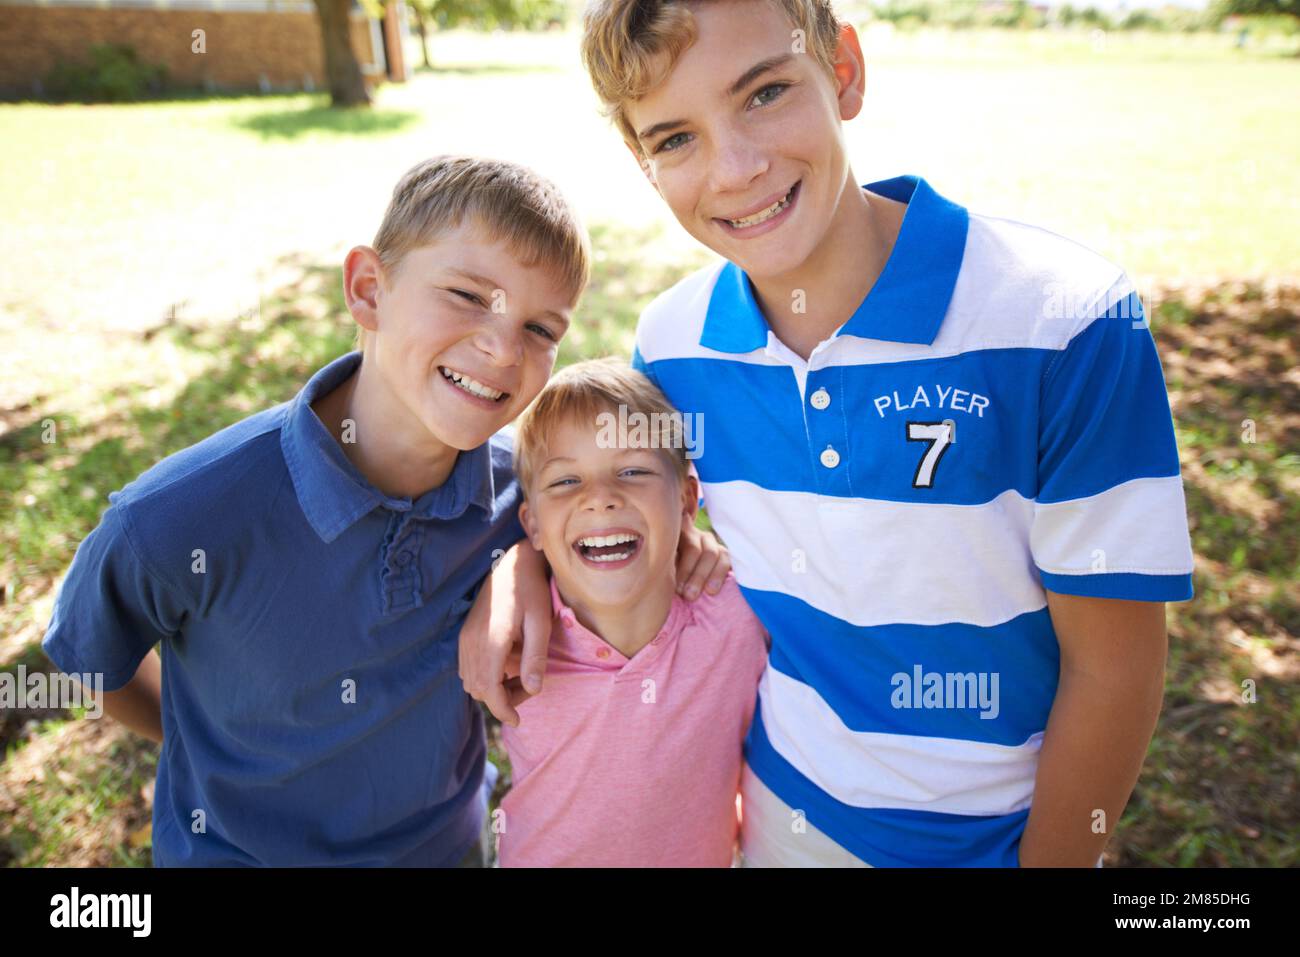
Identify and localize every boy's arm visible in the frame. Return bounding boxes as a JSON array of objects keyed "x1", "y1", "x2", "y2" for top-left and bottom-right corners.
[
  {"x1": 99, "y1": 648, "x2": 165, "y2": 745},
  {"x1": 1018, "y1": 593, "x2": 1167, "y2": 867},
  {"x1": 459, "y1": 538, "x2": 553, "y2": 728},
  {"x1": 1021, "y1": 276, "x2": 1193, "y2": 865},
  {"x1": 459, "y1": 523, "x2": 731, "y2": 726}
]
